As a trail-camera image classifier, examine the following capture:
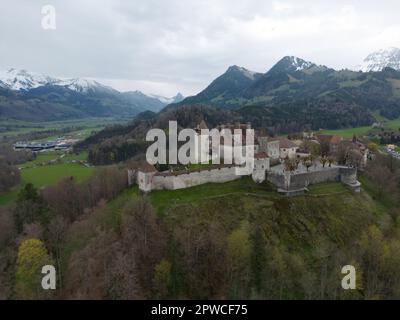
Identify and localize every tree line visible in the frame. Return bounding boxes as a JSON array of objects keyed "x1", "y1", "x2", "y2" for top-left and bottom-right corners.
[{"x1": 0, "y1": 143, "x2": 35, "y2": 192}]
